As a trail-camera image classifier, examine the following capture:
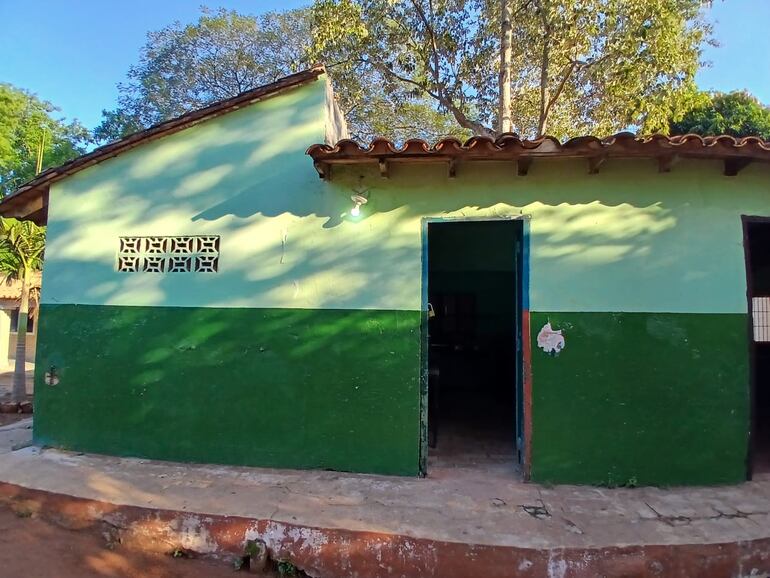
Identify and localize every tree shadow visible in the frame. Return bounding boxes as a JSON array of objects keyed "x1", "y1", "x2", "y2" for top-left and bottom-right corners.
[{"x1": 32, "y1": 77, "x2": 770, "y2": 475}]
